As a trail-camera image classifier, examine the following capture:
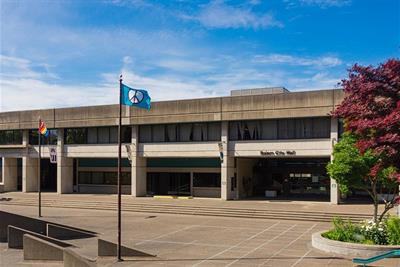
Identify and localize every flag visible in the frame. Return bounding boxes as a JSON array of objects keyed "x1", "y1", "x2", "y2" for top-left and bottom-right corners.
[
  {"x1": 39, "y1": 120, "x2": 49, "y2": 137},
  {"x1": 120, "y1": 83, "x2": 151, "y2": 110}
]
